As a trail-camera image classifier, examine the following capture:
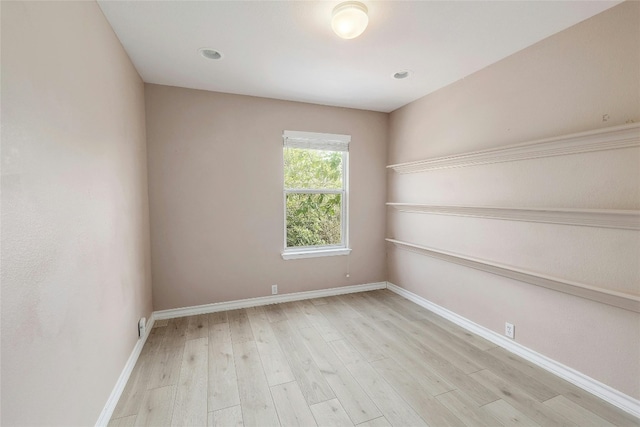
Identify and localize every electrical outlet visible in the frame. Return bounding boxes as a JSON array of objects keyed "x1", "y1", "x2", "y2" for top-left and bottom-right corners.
[
  {"x1": 505, "y1": 322, "x2": 515, "y2": 339},
  {"x1": 138, "y1": 317, "x2": 146, "y2": 338},
  {"x1": 272, "y1": 284, "x2": 278, "y2": 295}
]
